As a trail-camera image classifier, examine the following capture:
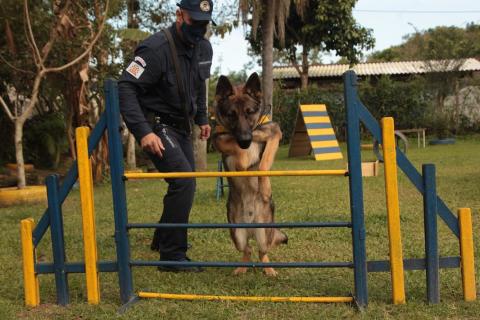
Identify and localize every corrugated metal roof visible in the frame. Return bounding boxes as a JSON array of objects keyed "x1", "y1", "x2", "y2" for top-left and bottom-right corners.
[{"x1": 273, "y1": 58, "x2": 480, "y2": 79}]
